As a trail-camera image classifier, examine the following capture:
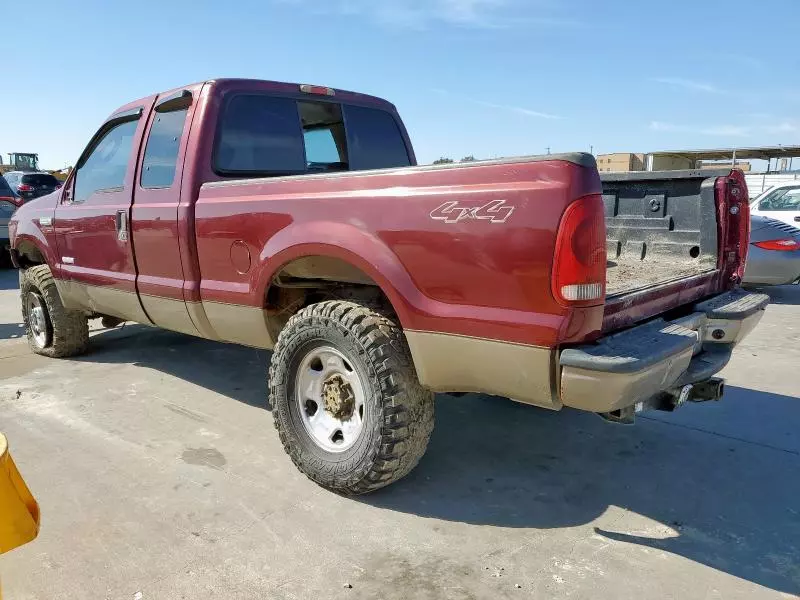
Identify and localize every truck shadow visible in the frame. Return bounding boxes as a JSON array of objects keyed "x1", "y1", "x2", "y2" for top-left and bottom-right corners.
[
  {"x1": 77, "y1": 326, "x2": 800, "y2": 594},
  {"x1": 0, "y1": 322, "x2": 26, "y2": 340},
  {"x1": 767, "y1": 284, "x2": 800, "y2": 305},
  {"x1": 78, "y1": 324, "x2": 269, "y2": 410},
  {"x1": 360, "y1": 388, "x2": 800, "y2": 595},
  {"x1": 747, "y1": 283, "x2": 800, "y2": 305},
  {"x1": 0, "y1": 267, "x2": 19, "y2": 291}
]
